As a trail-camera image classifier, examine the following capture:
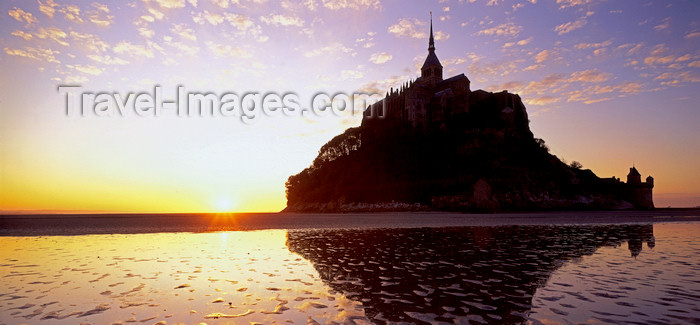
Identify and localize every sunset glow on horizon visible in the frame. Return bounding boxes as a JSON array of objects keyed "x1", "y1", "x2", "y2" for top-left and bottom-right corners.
[{"x1": 1, "y1": 0, "x2": 700, "y2": 212}]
